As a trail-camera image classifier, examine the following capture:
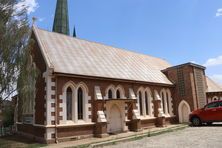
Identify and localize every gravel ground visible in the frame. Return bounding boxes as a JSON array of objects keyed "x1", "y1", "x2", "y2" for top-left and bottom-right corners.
[{"x1": 105, "y1": 124, "x2": 222, "y2": 148}]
